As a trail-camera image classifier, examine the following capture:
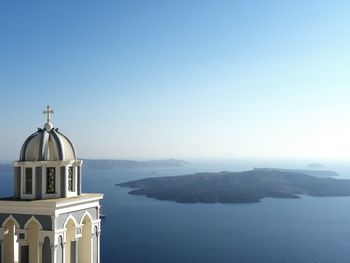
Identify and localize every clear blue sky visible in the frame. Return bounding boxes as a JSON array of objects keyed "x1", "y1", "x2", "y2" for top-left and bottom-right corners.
[{"x1": 1, "y1": 0, "x2": 350, "y2": 161}]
